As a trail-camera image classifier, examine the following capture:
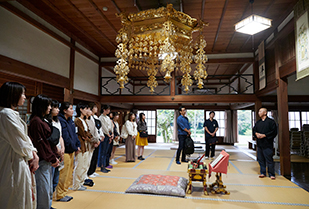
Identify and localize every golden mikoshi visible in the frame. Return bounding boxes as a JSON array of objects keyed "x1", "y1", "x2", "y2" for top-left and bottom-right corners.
[{"x1": 114, "y1": 4, "x2": 208, "y2": 93}]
